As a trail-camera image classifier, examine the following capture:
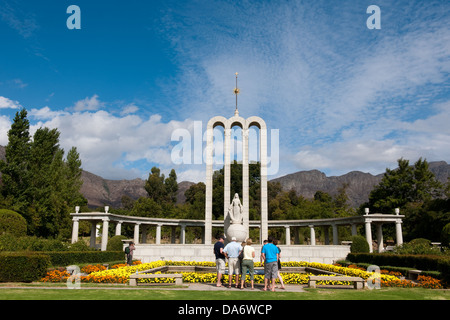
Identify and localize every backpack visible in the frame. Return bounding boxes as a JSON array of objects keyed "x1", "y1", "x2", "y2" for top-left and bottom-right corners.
[{"x1": 124, "y1": 246, "x2": 130, "y2": 254}]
